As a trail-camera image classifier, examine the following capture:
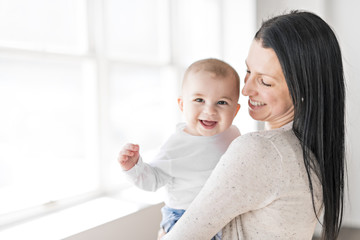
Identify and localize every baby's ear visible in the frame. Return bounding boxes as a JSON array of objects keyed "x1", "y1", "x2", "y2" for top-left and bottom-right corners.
[
  {"x1": 235, "y1": 103, "x2": 241, "y2": 117},
  {"x1": 177, "y1": 97, "x2": 184, "y2": 112}
]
